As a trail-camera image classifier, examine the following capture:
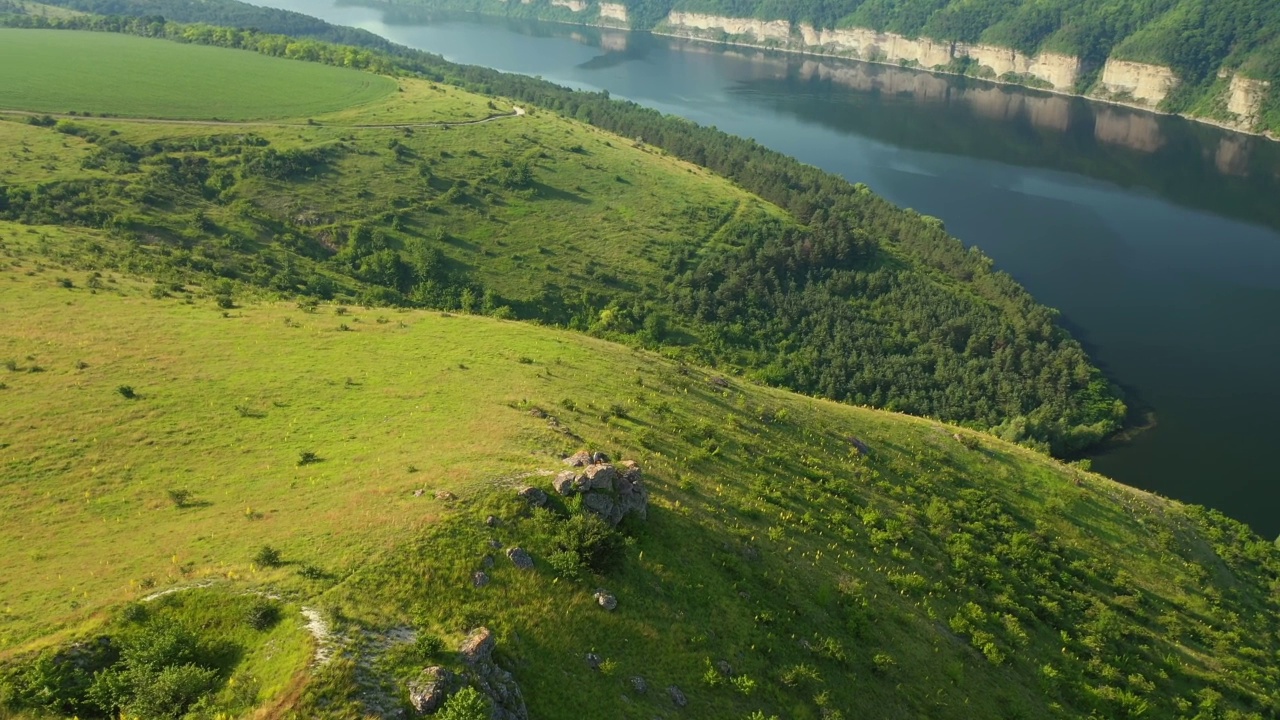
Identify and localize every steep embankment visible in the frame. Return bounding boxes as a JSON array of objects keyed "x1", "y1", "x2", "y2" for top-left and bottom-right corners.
[
  {"x1": 355, "y1": 0, "x2": 1280, "y2": 138},
  {"x1": 1, "y1": 231, "x2": 1279, "y2": 719}
]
